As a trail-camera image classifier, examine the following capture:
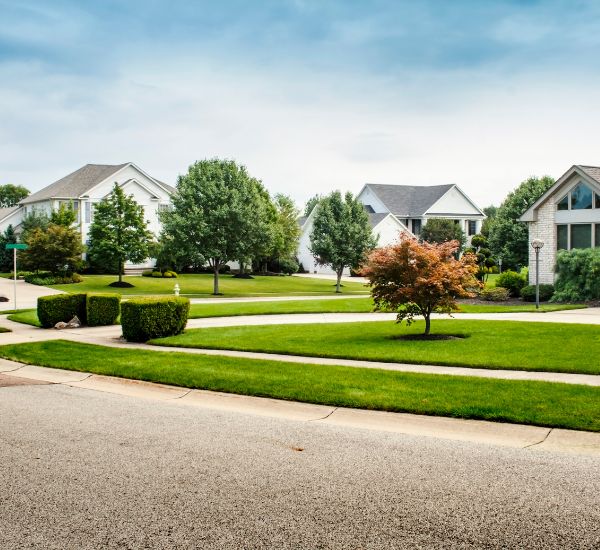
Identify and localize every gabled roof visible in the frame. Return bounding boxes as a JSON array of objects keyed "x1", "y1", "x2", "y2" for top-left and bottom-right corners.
[
  {"x1": 363, "y1": 184, "x2": 454, "y2": 217},
  {"x1": 0, "y1": 206, "x2": 20, "y2": 222},
  {"x1": 21, "y1": 164, "x2": 128, "y2": 204},
  {"x1": 20, "y1": 162, "x2": 176, "y2": 204},
  {"x1": 519, "y1": 164, "x2": 600, "y2": 222},
  {"x1": 367, "y1": 213, "x2": 390, "y2": 227}
]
